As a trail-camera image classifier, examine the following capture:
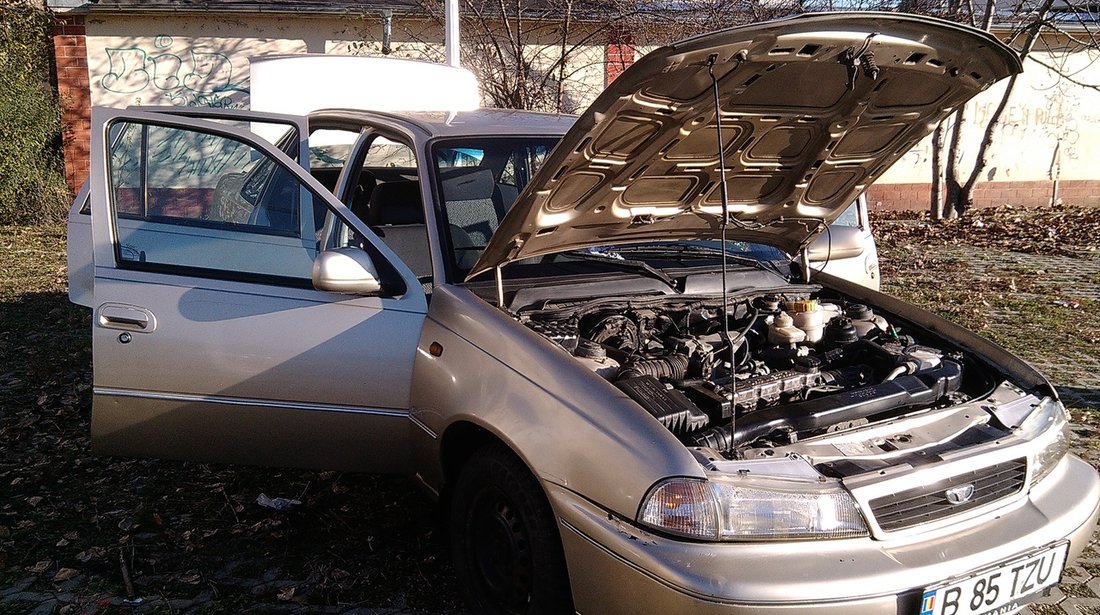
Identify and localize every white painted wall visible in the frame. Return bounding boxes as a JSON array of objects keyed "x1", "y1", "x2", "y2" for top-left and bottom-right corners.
[
  {"x1": 879, "y1": 48, "x2": 1100, "y2": 184},
  {"x1": 83, "y1": 14, "x2": 608, "y2": 114}
]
